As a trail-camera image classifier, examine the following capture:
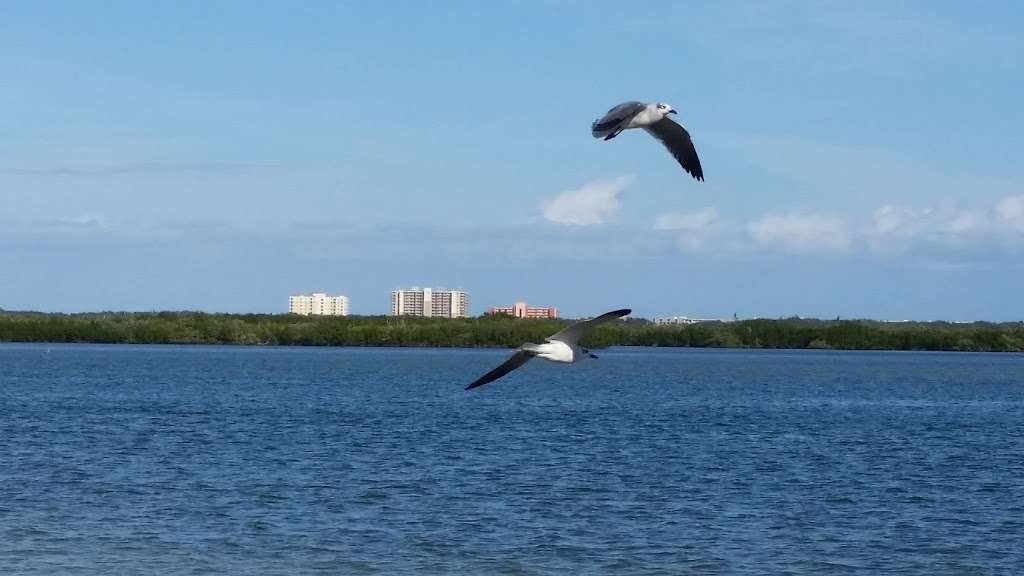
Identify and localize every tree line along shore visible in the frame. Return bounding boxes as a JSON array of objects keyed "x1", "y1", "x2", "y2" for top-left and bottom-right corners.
[{"x1": 1, "y1": 311, "x2": 1023, "y2": 352}]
